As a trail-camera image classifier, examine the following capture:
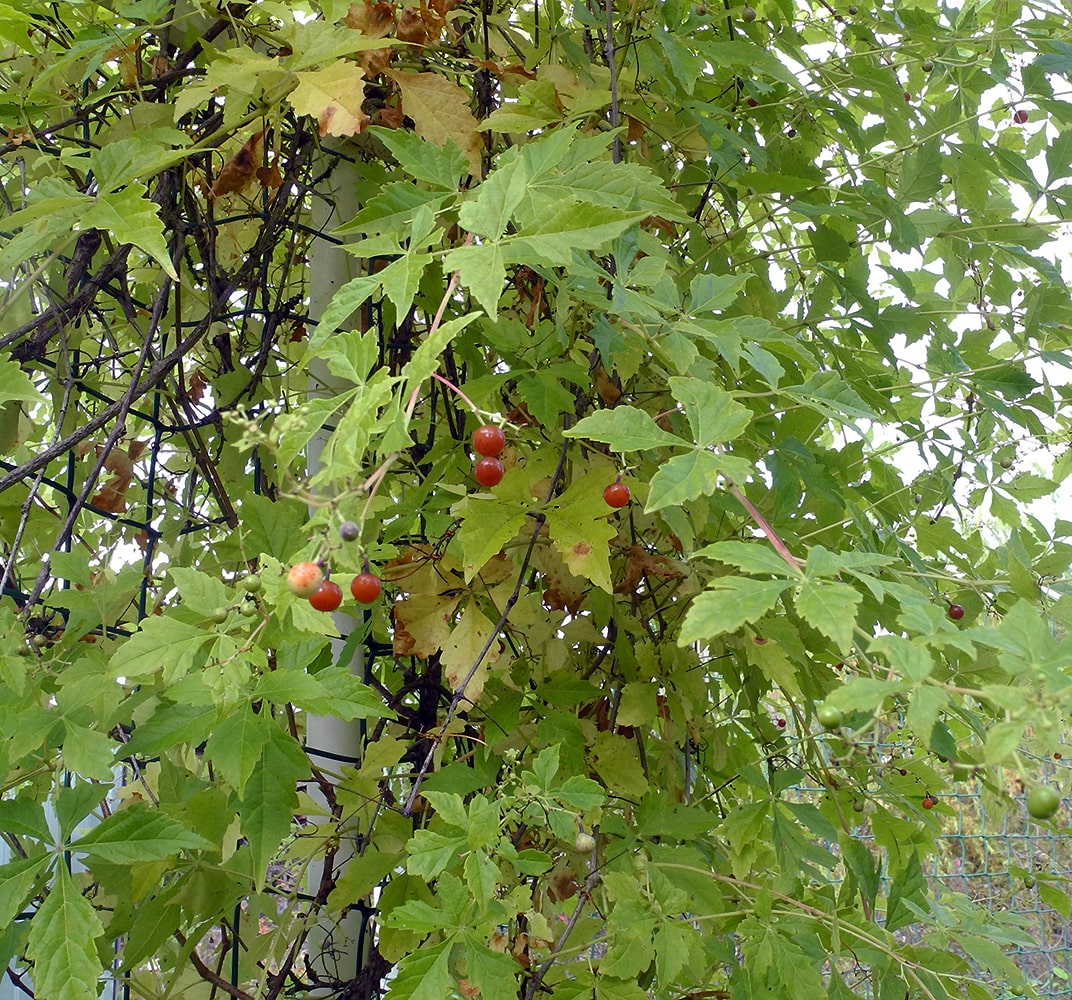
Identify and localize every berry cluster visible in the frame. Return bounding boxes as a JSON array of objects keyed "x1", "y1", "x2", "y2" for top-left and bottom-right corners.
[
  {"x1": 472, "y1": 424, "x2": 506, "y2": 486},
  {"x1": 284, "y1": 521, "x2": 384, "y2": 614}
]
